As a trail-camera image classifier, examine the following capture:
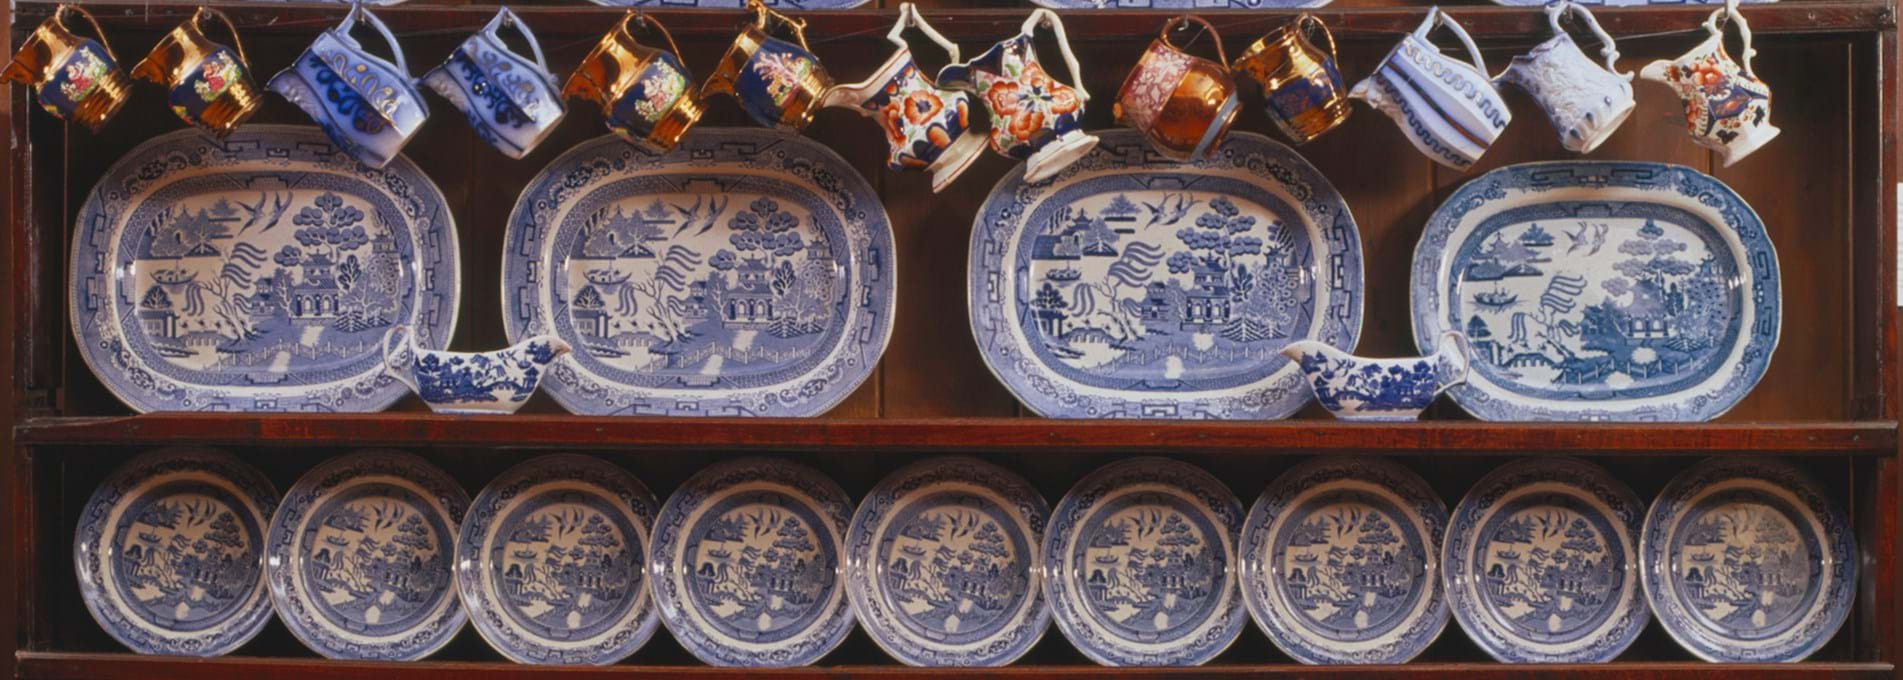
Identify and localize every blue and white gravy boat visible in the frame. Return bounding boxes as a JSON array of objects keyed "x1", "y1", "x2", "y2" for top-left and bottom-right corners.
[
  {"x1": 382, "y1": 325, "x2": 570, "y2": 414},
  {"x1": 1283, "y1": 331, "x2": 1471, "y2": 421}
]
